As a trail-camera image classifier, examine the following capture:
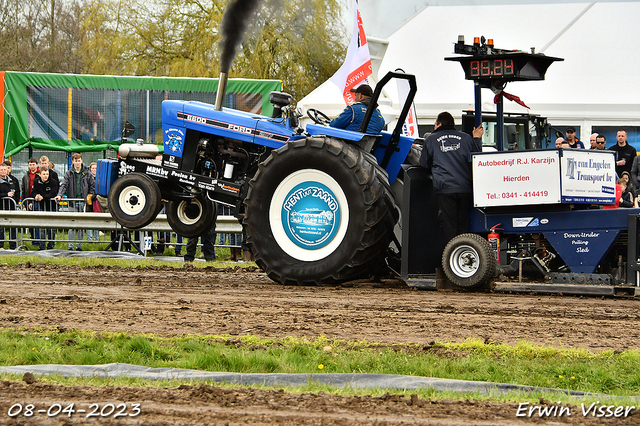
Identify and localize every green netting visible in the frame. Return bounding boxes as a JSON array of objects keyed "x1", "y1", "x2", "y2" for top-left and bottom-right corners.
[{"x1": 2, "y1": 72, "x2": 281, "y2": 157}]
